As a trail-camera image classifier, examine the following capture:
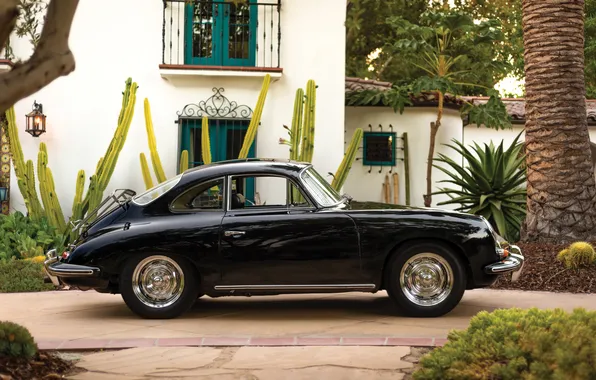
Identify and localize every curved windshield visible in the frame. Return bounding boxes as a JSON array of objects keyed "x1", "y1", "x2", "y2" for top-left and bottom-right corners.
[
  {"x1": 132, "y1": 174, "x2": 182, "y2": 206},
  {"x1": 300, "y1": 167, "x2": 342, "y2": 207}
]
